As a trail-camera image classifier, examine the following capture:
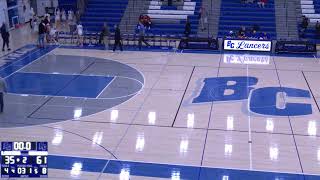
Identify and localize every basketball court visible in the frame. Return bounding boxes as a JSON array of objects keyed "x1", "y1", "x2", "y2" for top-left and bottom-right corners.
[{"x1": 1, "y1": 45, "x2": 320, "y2": 179}]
